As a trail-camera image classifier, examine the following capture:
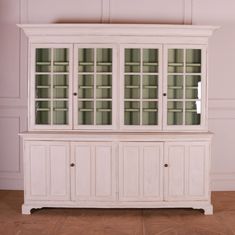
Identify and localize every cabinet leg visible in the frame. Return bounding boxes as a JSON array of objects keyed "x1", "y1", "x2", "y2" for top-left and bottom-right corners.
[
  {"x1": 203, "y1": 205, "x2": 213, "y2": 215},
  {"x1": 22, "y1": 204, "x2": 32, "y2": 215},
  {"x1": 22, "y1": 204, "x2": 43, "y2": 215}
]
